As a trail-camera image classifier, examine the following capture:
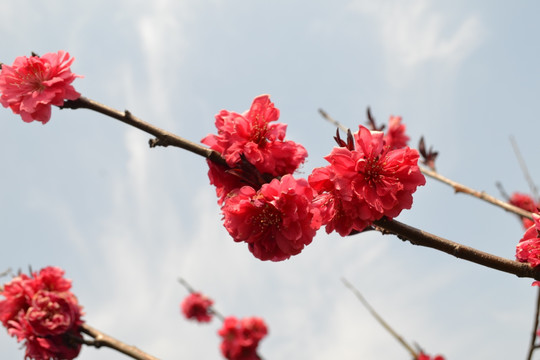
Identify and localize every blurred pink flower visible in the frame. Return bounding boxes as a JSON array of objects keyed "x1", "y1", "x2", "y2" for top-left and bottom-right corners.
[
  {"x1": 0, "y1": 51, "x2": 81, "y2": 124},
  {"x1": 384, "y1": 115, "x2": 409, "y2": 150},
  {"x1": 218, "y1": 316, "x2": 267, "y2": 360},
  {"x1": 222, "y1": 174, "x2": 321, "y2": 261},
  {"x1": 180, "y1": 292, "x2": 214, "y2": 323},
  {"x1": 516, "y1": 214, "x2": 540, "y2": 267},
  {"x1": 417, "y1": 352, "x2": 445, "y2": 360},
  {"x1": 509, "y1": 192, "x2": 539, "y2": 229},
  {"x1": 0, "y1": 266, "x2": 83, "y2": 360}
]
